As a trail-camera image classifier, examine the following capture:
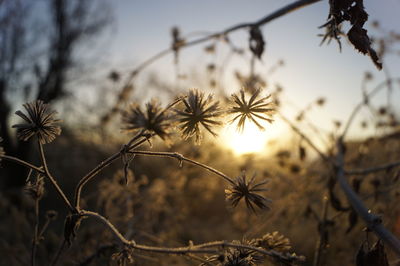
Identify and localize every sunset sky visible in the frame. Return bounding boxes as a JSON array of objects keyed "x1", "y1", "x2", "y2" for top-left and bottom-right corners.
[{"x1": 102, "y1": 0, "x2": 400, "y2": 153}]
